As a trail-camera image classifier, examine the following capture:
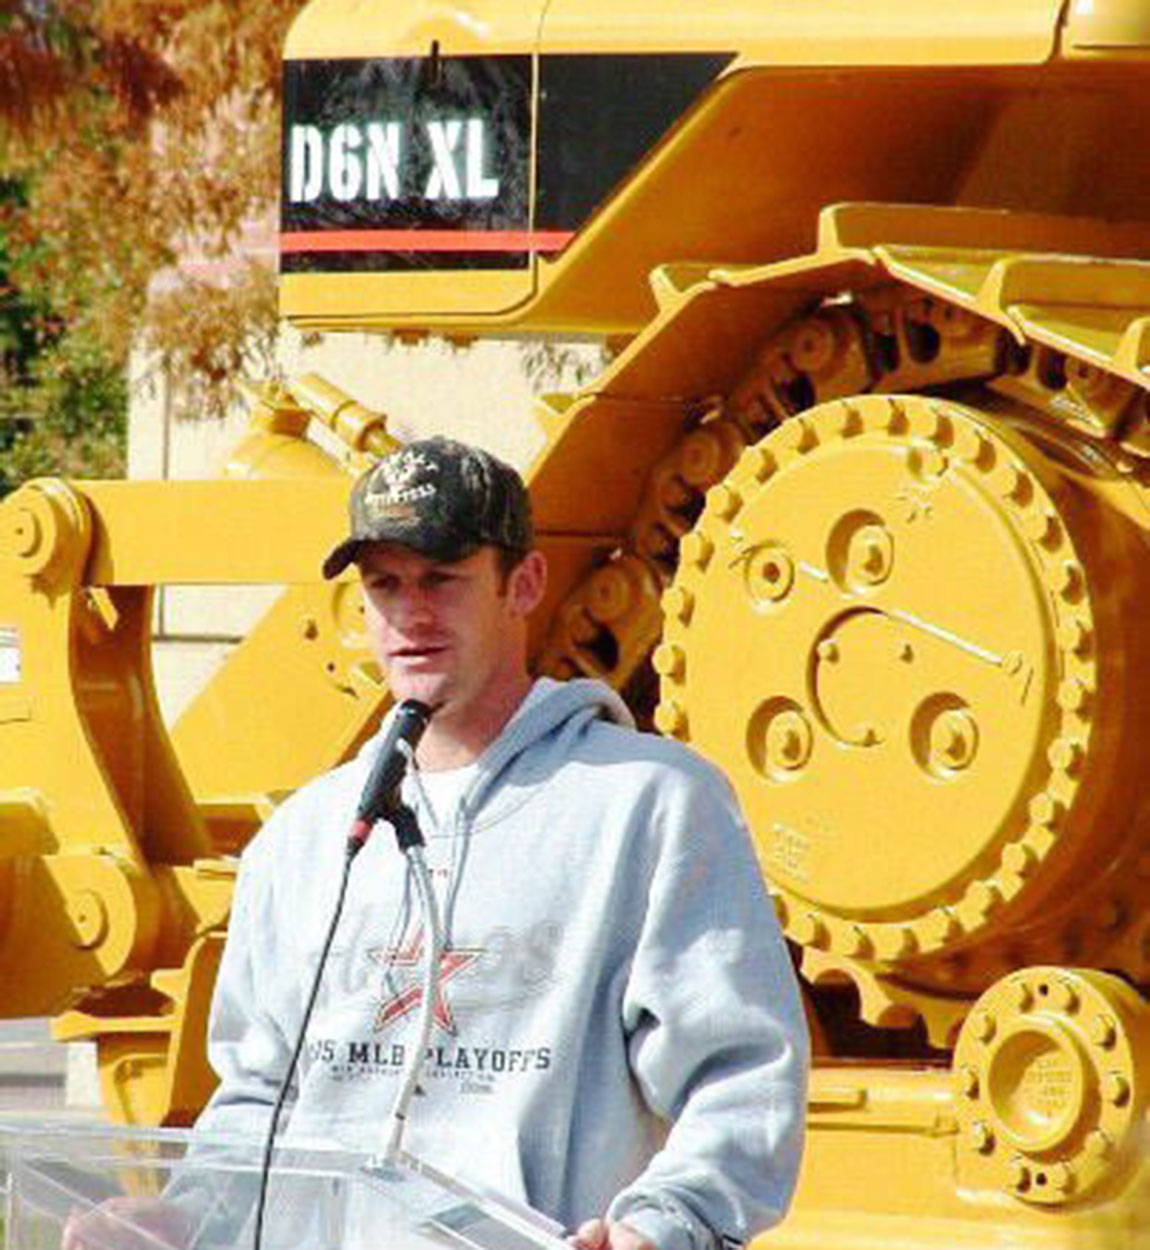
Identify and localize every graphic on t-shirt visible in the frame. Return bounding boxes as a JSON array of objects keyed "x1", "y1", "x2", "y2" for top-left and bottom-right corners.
[{"x1": 369, "y1": 928, "x2": 484, "y2": 1036}]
